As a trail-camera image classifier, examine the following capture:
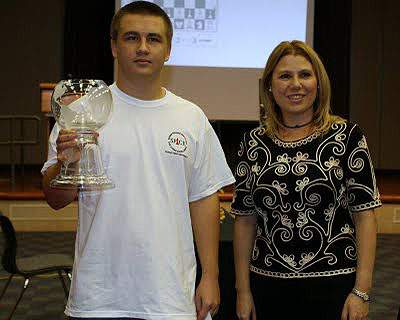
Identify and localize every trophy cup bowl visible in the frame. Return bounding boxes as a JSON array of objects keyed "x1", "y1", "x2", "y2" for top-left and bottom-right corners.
[{"x1": 50, "y1": 79, "x2": 114, "y2": 190}]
